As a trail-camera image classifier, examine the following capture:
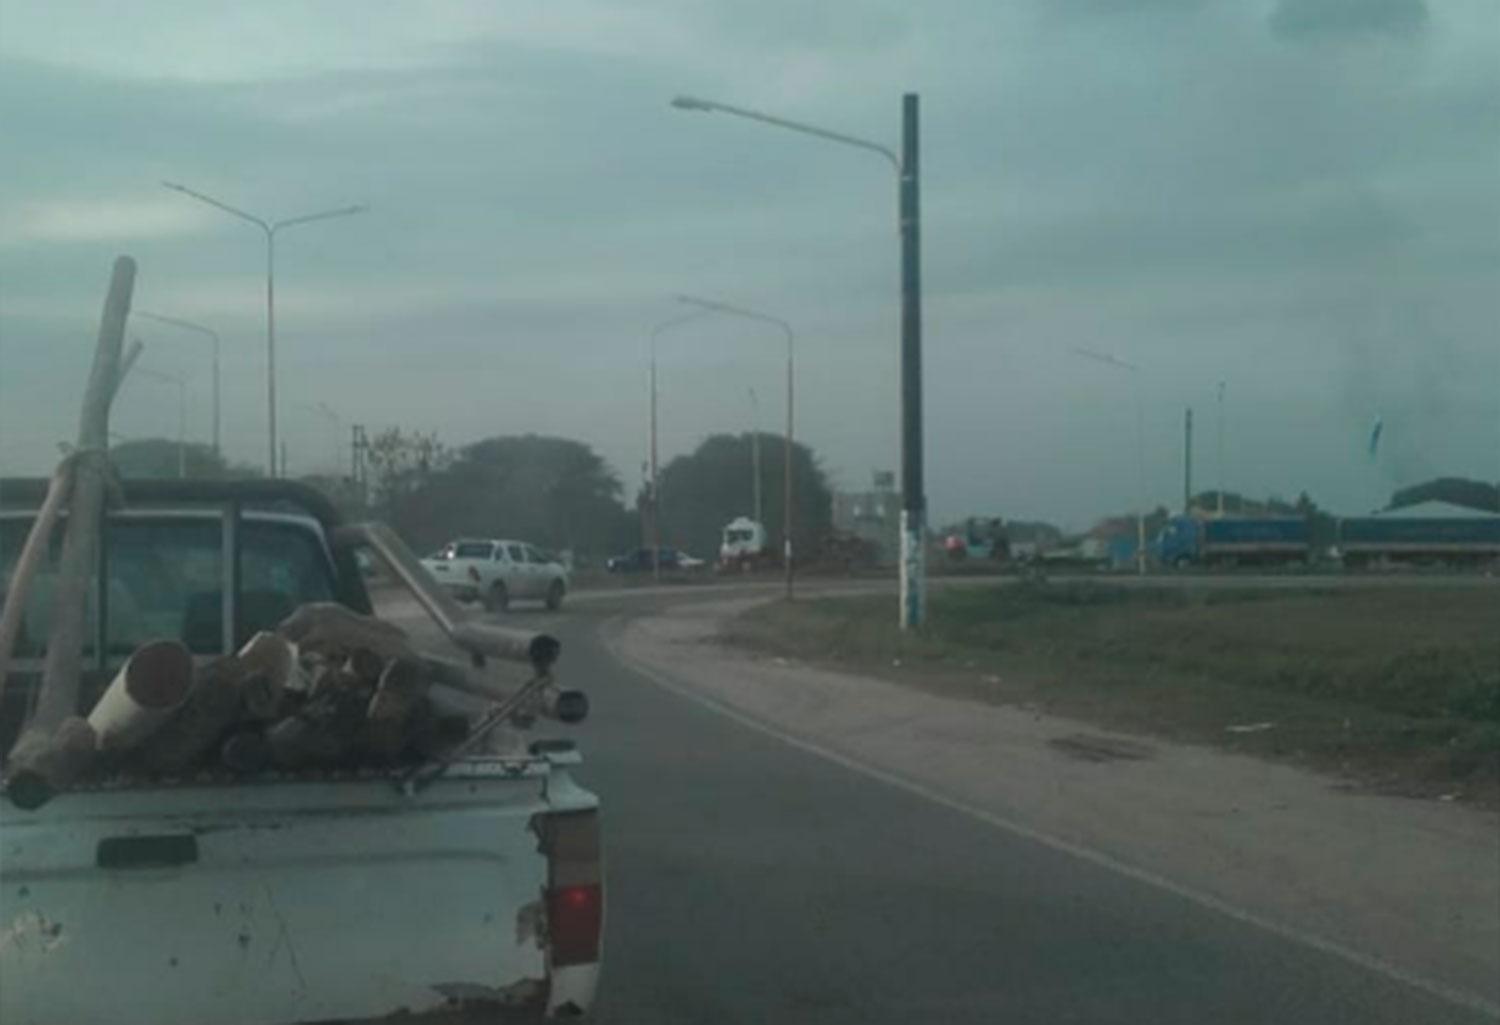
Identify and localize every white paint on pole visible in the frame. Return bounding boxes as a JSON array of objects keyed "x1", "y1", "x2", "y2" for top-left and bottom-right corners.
[{"x1": 900, "y1": 511, "x2": 925, "y2": 629}]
